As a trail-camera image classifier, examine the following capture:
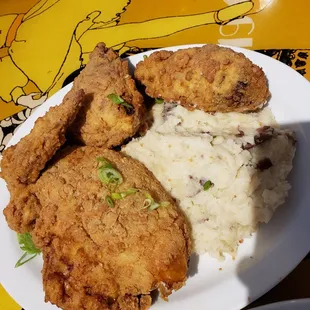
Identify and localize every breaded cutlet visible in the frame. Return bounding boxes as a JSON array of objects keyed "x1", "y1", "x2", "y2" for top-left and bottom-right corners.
[{"x1": 134, "y1": 44, "x2": 270, "y2": 113}]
